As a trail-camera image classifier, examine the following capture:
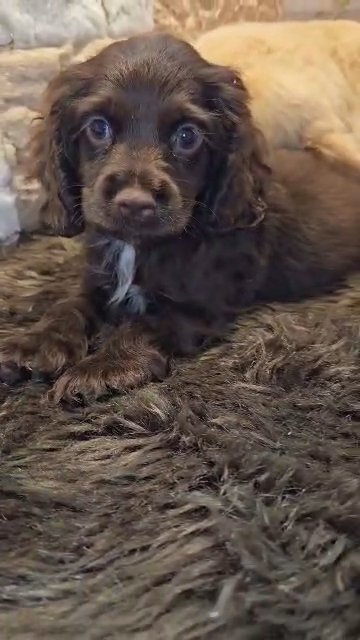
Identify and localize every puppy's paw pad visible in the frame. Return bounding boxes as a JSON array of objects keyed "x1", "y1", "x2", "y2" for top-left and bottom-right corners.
[
  {"x1": 50, "y1": 364, "x2": 108, "y2": 404},
  {"x1": 50, "y1": 351, "x2": 168, "y2": 404},
  {"x1": 1, "y1": 330, "x2": 88, "y2": 382}
]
